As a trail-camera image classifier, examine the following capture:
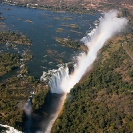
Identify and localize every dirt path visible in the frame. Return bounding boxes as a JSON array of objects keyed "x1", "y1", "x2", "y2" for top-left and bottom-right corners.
[{"x1": 122, "y1": 42, "x2": 133, "y2": 60}]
